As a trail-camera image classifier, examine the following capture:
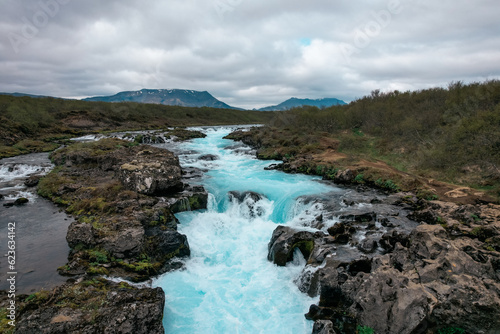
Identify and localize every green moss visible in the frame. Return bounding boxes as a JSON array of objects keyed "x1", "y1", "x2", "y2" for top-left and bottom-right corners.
[
  {"x1": 37, "y1": 166, "x2": 67, "y2": 199},
  {"x1": 87, "y1": 249, "x2": 109, "y2": 264},
  {"x1": 0, "y1": 308, "x2": 15, "y2": 334},
  {"x1": 116, "y1": 259, "x2": 162, "y2": 275},
  {"x1": 357, "y1": 325, "x2": 374, "y2": 334},
  {"x1": 290, "y1": 240, "x2": 314, "y2": 261},
  {"x1": 354, "y1": 173, "x2": 365, "y2": 184},
  {"x1": 437, "y1": 327, "x2": 465, "y2": 334},
  {"x1": 87, "y1": 266, "x2": 110, "y2": 275}
]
